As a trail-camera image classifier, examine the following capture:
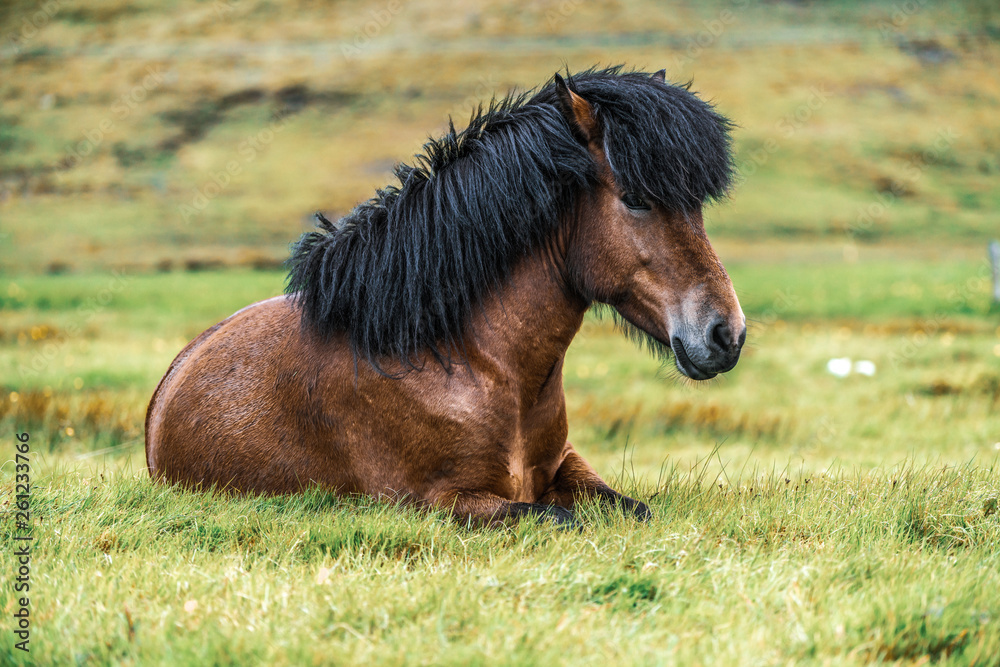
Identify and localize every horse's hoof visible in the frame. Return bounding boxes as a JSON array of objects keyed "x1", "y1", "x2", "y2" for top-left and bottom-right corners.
[
  {"x1": 617, "y1": 495, "x2": 652, "y2": 521},
  {"x1": 631, "y1": 500, "x2": 652, "y2": 522},
  {"x1": 504, "y1": 502, "x2": 578, "y2": 529},
  {"x1": 597, "y1": 489, "x2": 653, "y2": 522},
  {"x1": 544, "y1": 505, "x2": 578, "y2": 528}
]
